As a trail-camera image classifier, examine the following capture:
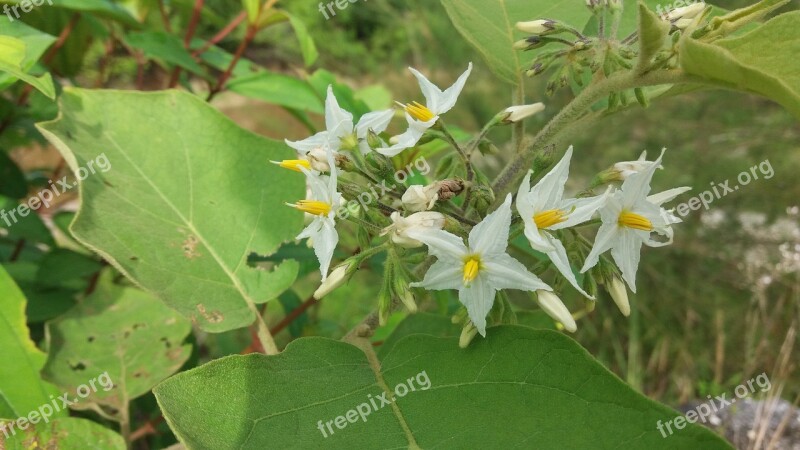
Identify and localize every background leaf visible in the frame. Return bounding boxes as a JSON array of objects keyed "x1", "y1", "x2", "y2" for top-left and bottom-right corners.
[
  {"x1": 0, "y1": 265, "x2": 65, "y2": 420},
  {"x1": 37, "y1": 89, "x2": 305, "y2": 333},
  {"x1": 681, "y1": 11, "x2": 800, "y2": 119},
  {"x1": 155, "y1": 326, "x2": 732, "y2": 449},
  {"x1": 0, "y1": 417, "x2": 125, "y2": 449}
]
